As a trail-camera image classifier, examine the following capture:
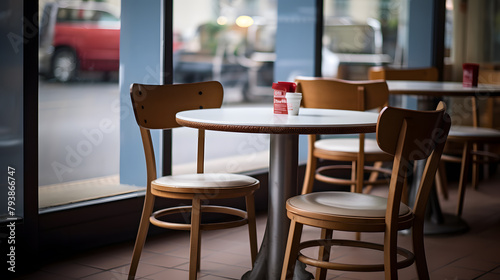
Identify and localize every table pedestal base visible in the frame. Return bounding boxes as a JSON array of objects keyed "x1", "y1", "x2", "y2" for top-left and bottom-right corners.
[{"x1": 242, "y1": 134, "x2": 312, "y2": 280}]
